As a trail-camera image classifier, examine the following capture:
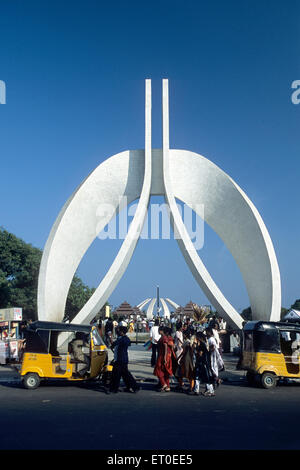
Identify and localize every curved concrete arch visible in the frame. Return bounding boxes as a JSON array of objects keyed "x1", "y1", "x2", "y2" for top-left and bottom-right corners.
[
  {"x1": 165, "y1": 298, "x2": 180, "y2": 310},
  {"x1": 146, "y1": 298, "x2": 156, "y2": 319},
  {"x1": 38, "y1": 79, "x2": 281, "y2": 329},
  {"x1": 162, "y1": 79, "x2": 280, "y2": 327},
  {"x1": 137, "y1": 298, "x2": 151, "y2": 310},
  {"x1": 38, "y1": 150, "x2": 146, "y2": 323},
  {"x1": 160, "y1": 298, "x2": 171, "y2": 319},
  {"x1": 171, "y1": 150, "x2": 281, "y2": 324},
  {"x1": 38, "y1": 80, "x2": 151, "y2": 323},
  {"x1": 69, "y1": 81, "x2": 152, "y2": 325}
]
